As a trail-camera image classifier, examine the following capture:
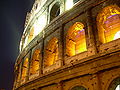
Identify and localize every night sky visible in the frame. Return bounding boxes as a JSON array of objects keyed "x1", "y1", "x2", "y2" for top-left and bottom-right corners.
[{"x1": 0, "y1": 0, "x2": 34, "y2": 89}]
